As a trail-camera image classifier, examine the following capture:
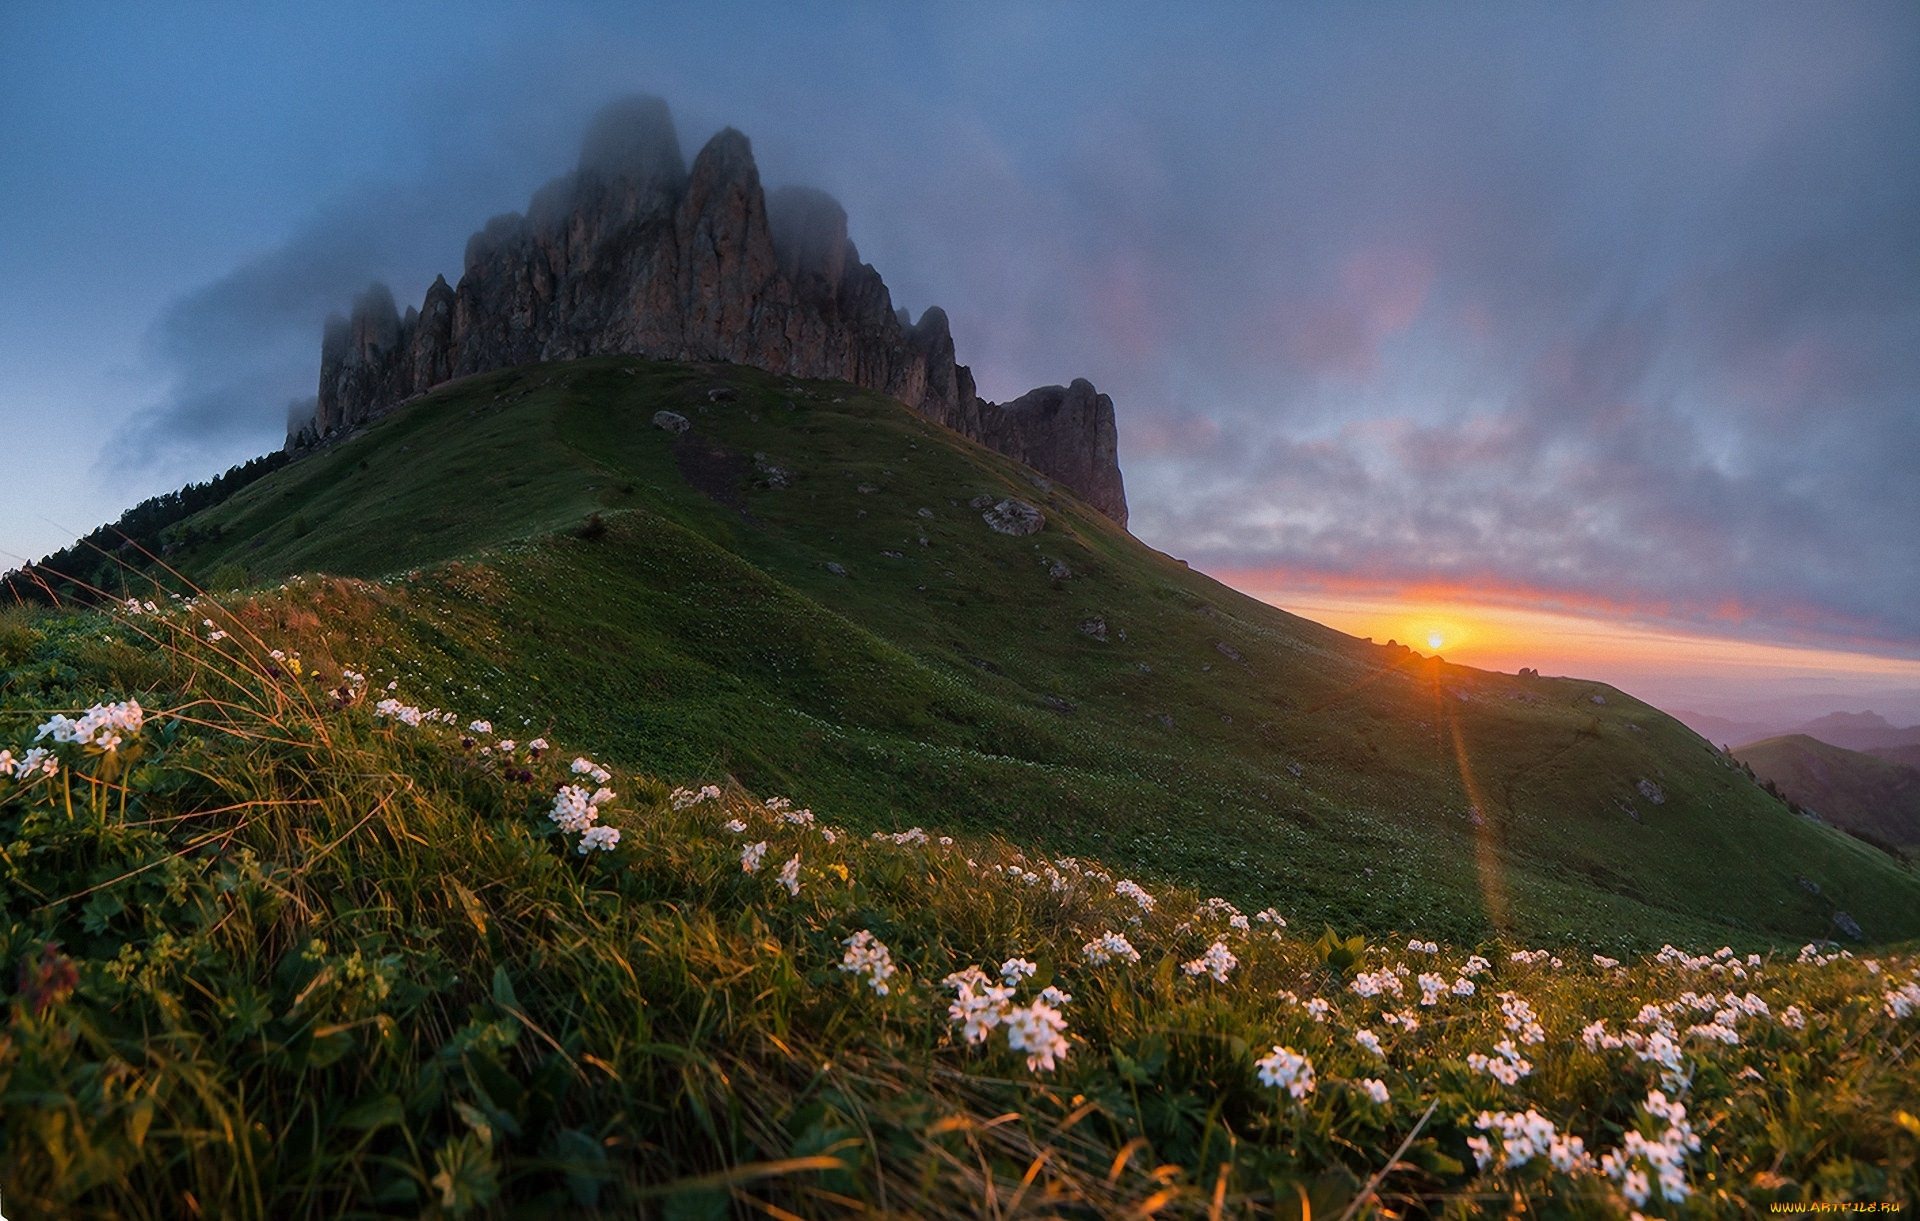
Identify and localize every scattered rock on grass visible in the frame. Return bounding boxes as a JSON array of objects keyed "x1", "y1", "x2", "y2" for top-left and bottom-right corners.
[
  {"x1": 652, "y1": 410, "x2": 691, "y2": 433},
  {"x1": 982, "y1": 498, "x2": 1045, "y2": 536}
]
